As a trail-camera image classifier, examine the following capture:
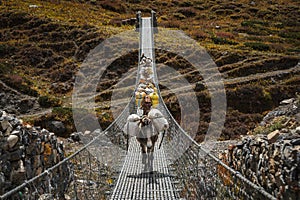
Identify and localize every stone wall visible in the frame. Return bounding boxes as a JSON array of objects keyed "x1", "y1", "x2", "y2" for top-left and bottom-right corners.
[
  {"x1": 0, "y1": 110, "x2": 68, "y2": 198},
  {"x1": 220, "y1": 97, "x2": 300, "y2": 199}
]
